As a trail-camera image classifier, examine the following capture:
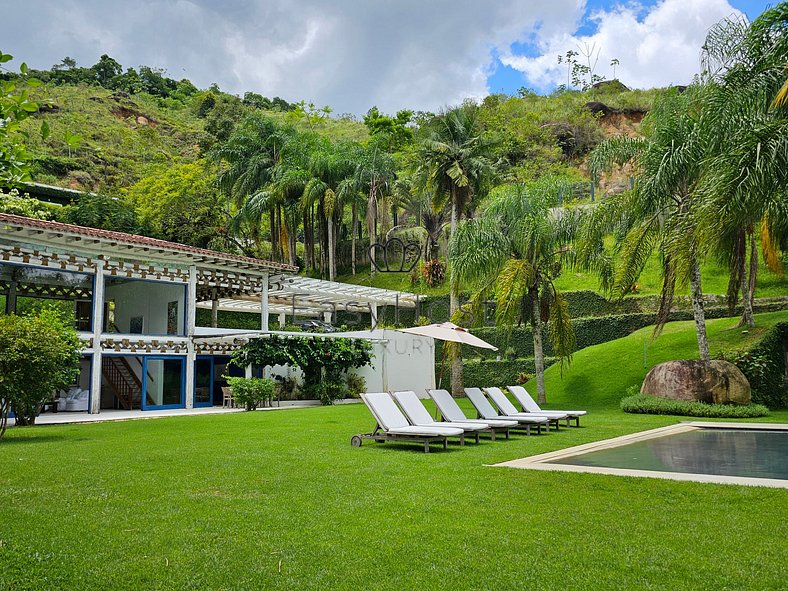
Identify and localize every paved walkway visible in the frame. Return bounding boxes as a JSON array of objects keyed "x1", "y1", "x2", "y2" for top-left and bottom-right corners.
[{"x1": 28, "y1": 399, "x2": 361, "y2": 426}]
